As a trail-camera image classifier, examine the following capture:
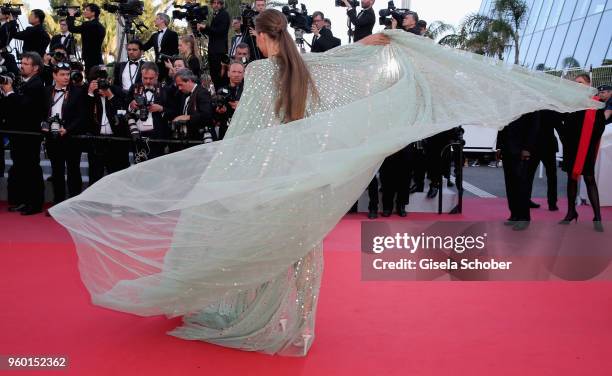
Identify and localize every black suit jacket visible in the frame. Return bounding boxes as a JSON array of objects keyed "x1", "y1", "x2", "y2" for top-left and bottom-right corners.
[
  {"x1": 87, "y1": 88, "x2": 126, "y2": 136},
  {"x1": 536, "y1": 110, "x2": 561, "y2": 154},
  {"x1": 202, "y1": 9, "x2": 230, "y2": 55},
  {"x1": 311, "y1": 27, "x2": 341, "y2": 53},
  {"x1": 1, "y1": 74, "x2": 46, "y2": 132},
  {"x1": 10, "y1": 22, "x2": 50, "y2": 57},
  {"x1": 229, "y1": 33, "x2": 244, "y2": 57},
  {"x1": 179, "y1": 85, "x2": 213, "y2": 140},
  {"x1": 0, "y1": 20, "x2": 13, "y2": 49},
  {"x1": 143, "y1": 29, "x2": 179, "y2": 59},
  {"x1": 0, "y1": 51, "x2": 19, "y2": 76},
  {"x1": 113, "y1": 60, "x2": 144, "y2": 95},
  {"x1": 497, "y1": 111, "x2": 541, "y2": 156},
  {"x1": 50, "y1": 33, "x2": 77, "y2": 56},
  {"x1": 44, "y1": 84, "x2": 88, "y2": 134},
  {"x1": 127, "y1": 84, "x2": 170, "y2": 139},
  {"x1": 347, "y1": 7, "x2": 375, "y2": 42},
  {"x1": 67, "y1": 16, "x2": 105, "y2": 69}
]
